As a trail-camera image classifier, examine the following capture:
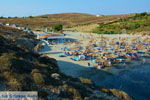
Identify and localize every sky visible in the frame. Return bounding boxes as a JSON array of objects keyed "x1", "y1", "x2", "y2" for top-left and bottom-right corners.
[{"x1": 0, "y1": 0, "x2": 150, "y2": 17}]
